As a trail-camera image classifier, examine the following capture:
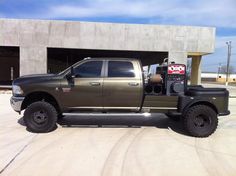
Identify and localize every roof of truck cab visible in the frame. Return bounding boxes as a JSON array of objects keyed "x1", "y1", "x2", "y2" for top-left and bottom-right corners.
[
  {"x1": 59, "y1": 57, "x2": 141, "y2": 75},
  {"x1": 83, "y1": 57, "x2": 139, "y2": 61}
]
